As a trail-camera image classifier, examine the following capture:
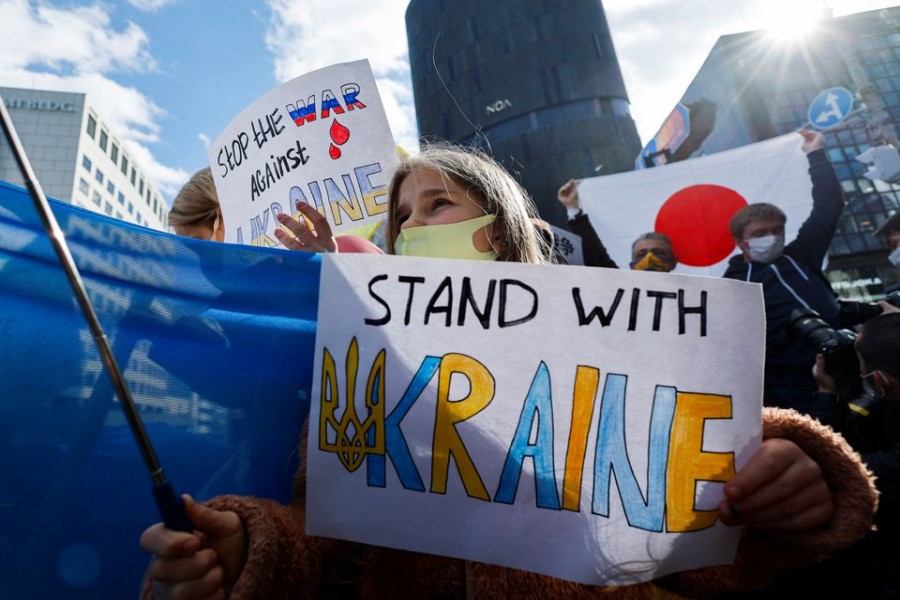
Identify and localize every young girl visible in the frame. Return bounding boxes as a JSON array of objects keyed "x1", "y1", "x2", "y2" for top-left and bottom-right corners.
[
  {"x1": 273, "y1": 144, "x2": 548, "y2": 263},
  {"x1": 141, "y1": 145, "x2": 876, "y2": 599}
]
